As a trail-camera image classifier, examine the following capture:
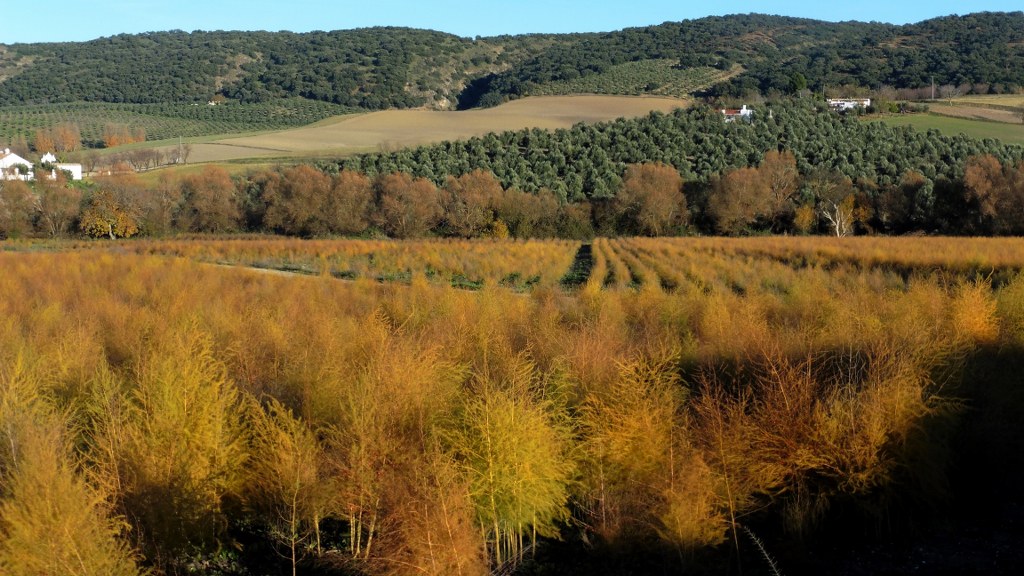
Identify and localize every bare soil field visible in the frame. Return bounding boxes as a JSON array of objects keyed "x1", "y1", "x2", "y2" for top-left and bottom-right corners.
[{"x1": 168, "y1": 95, "x2": 688, "y2": 163}]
